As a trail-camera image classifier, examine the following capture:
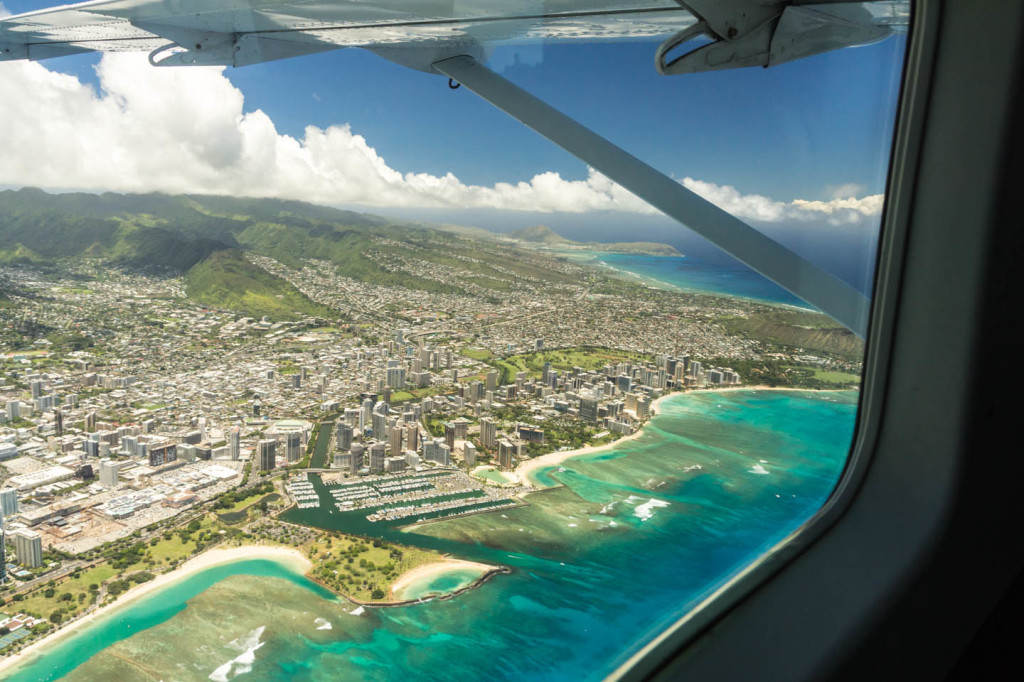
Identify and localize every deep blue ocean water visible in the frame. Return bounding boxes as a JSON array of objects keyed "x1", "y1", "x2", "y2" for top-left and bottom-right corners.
[
  {"x1": 588, "y1": 252, "x2": 811, "y2": 308},
  {"x1": 7, "y1": 390, "x2": 857, "y2": 681}
]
